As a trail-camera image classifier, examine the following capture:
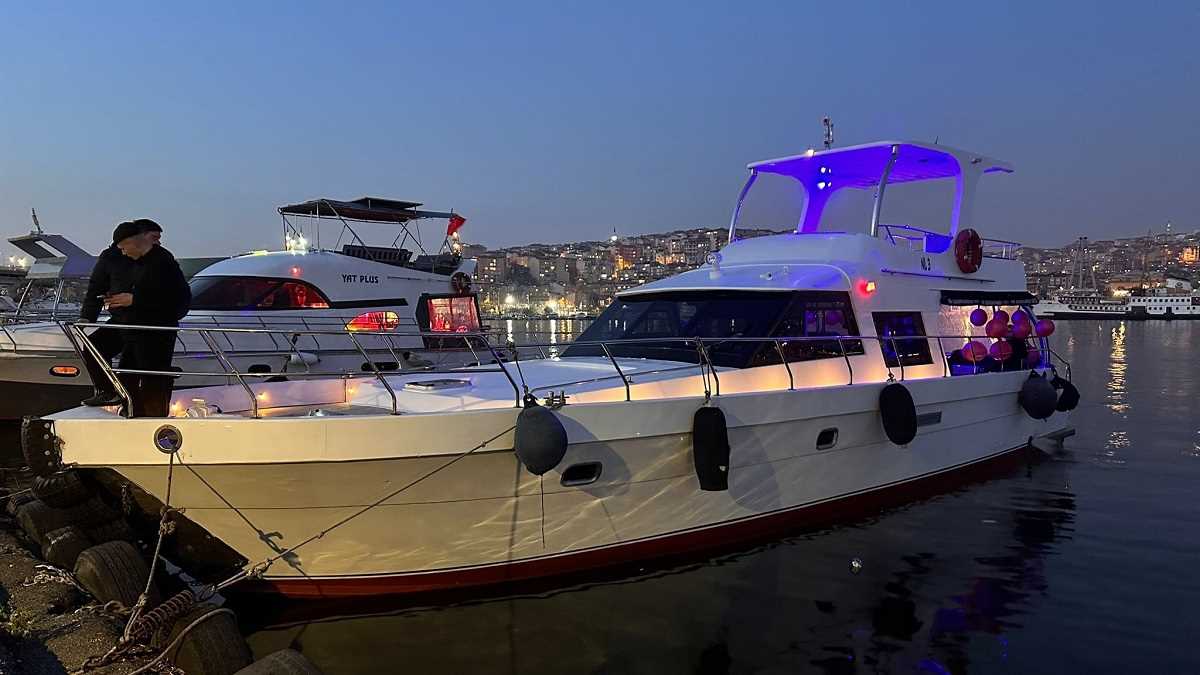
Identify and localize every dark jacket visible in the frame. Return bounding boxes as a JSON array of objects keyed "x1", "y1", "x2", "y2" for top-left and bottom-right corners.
[
  {"x1": 127, "y1": 246, "x2": 192, "y2": 327},
  {"x1": 80, "y1": 245, "x2": 136, "y2": 323}
]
